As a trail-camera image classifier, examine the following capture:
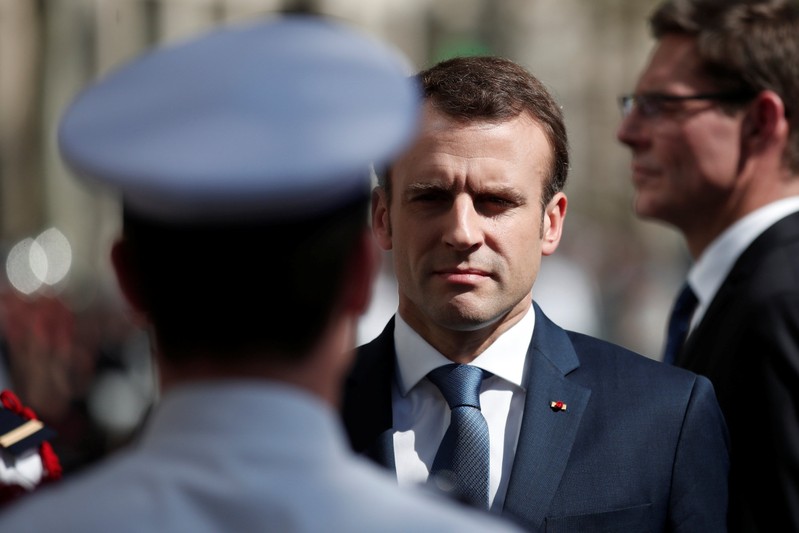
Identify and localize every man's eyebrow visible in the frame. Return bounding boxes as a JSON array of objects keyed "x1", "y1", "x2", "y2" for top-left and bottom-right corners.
[
  {"x1": 404, "y1": 182, "x2": 450, "y2": 194},
  {"x1": 403, "y1": 182, "x2": 527, "y2": 202},
  {"x1": 474, "y1": 184, "x2": 526, "y2": 203}
]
